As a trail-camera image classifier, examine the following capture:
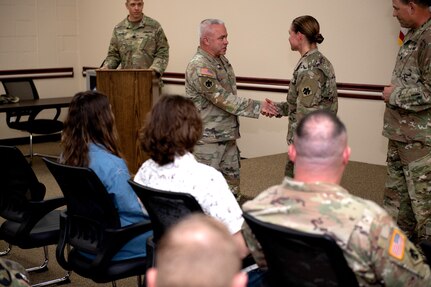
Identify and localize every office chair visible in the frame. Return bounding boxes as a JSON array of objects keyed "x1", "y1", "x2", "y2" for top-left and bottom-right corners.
[
  {"x1": 44, "y1": 158, "x2": 152, "y2": 287},
  {"x1": 419, "y1": 240, "x2": 431, "y2": 265},
  {"x1": 128, "y1": 180, "x2": 203, "y2": 269},
  {"x1": 0, "y1": 145, "x2": 70, "y2": 287},
  {"x1": 128, "y1": 179, "x2": 257, "y2": 274},
  {"x1": 242, "y1": 212, "x2": 360, "y2": 287},
  {"x1": 128, "y1": 180, "x2": 204, "y2": 243},
  {"x1": 1, "y1": 78, "x2": 64, "y2": 163}
]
